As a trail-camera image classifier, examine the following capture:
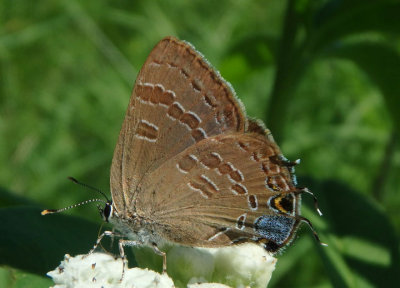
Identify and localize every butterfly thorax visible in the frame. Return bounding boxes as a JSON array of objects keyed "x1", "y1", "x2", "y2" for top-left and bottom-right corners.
[{"x1": 109, "y1": 205, "x2": 166, "y2": 247}]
